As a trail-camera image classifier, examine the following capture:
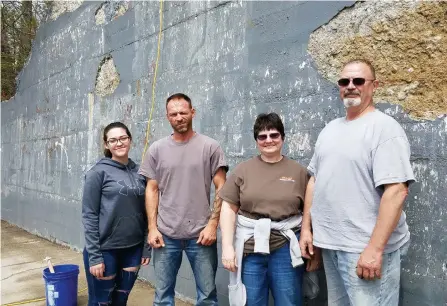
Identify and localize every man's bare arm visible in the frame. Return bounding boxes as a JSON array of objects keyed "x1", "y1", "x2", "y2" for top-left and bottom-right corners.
[
  {"x1": 302, "y1": 176, "x2": 315, "y2": 232},
  {"x1": 145, "y1": 179, "x2": 165, "y2": 248},
  {"x1": 299, "y1": 176, "x2": 316, "y2": 258},
  {"x1": 196, "y1": 168, "x2": 227, "y2": 246},
  {"x1": 368, "y1": 182, "x2": 408, "y2": 252},
  {"x1": 356, "y1": 182, "x2": 409, "y2": 280},
  {"x1": 208, "y1": 167, "x2": 227, "y2": 228},
  {"x1": 145, "y1": 179, "x2": 159, "y2": 231}
]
